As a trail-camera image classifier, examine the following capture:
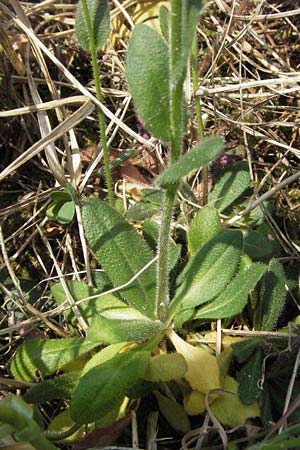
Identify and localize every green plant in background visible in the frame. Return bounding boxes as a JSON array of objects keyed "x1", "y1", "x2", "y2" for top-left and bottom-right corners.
[
  {"x1": 76, "y1": 0, "x2": 113, "y2": 205},
  {"x1": 5, "y1": 0, "x2": 290, "y2": 447},
  {"x1": 46, "y1": 184, "x2": 76, "y2": 225}
]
